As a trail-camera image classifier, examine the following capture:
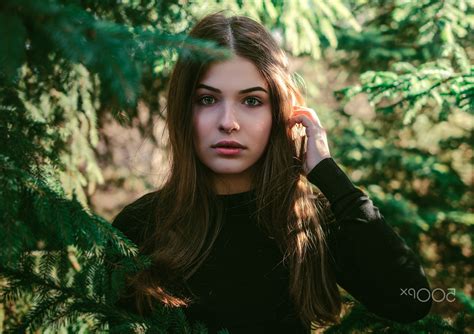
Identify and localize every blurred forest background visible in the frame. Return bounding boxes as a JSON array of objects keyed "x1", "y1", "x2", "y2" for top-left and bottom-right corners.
[{"x1": 0, "y1": 0, "x2": 472, "y2": 332}]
